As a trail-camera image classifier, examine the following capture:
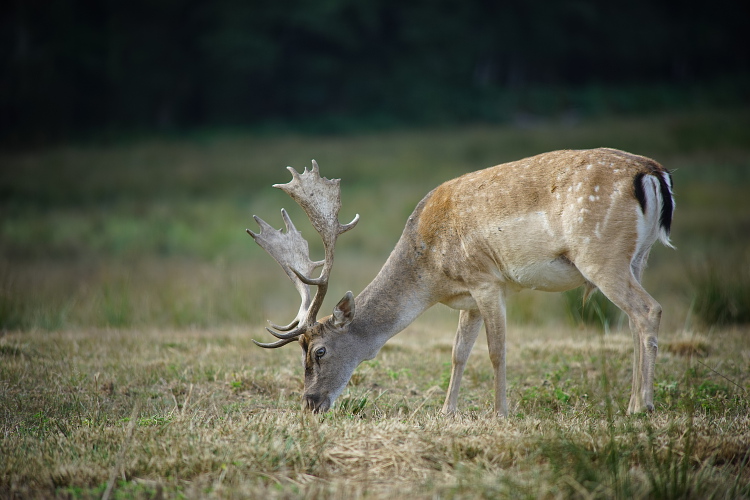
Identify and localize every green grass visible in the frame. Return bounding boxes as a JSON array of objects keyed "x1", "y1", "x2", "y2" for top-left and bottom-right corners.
[
  {"x1": 564, "y1": 288, "x2": 626, "y2": 331},
  {"x1": 688, "y1": 259, "x2": 750, "y2": 327},
  {"x1": 1, "y1": 108, "x2": 750, "y2": 497}
]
